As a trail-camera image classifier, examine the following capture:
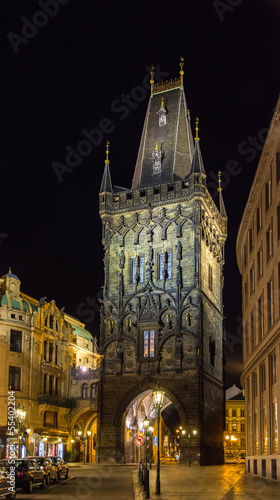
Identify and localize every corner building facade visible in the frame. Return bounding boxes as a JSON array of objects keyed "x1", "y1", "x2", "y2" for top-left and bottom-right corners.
[
  {"x1": 98, "y1": 67, "x2": 227, "y2": 465},
  {"x1": 237, "y1": 95, "x2": 280, "y2": 480}
]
